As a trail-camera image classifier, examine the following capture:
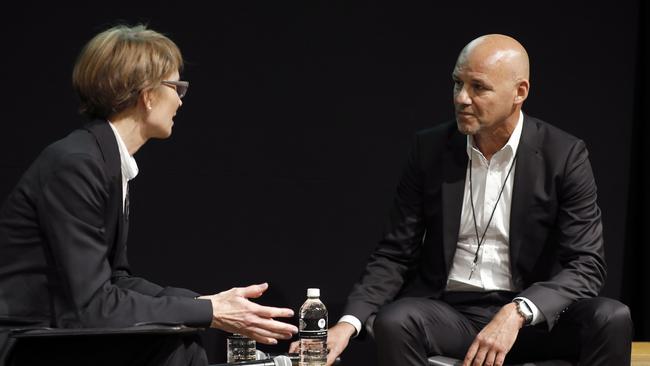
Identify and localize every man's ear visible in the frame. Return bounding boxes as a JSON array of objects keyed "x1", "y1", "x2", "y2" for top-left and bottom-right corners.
[{"x1": 514, "y1": 79, "x2": 530, "y2": 105}]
